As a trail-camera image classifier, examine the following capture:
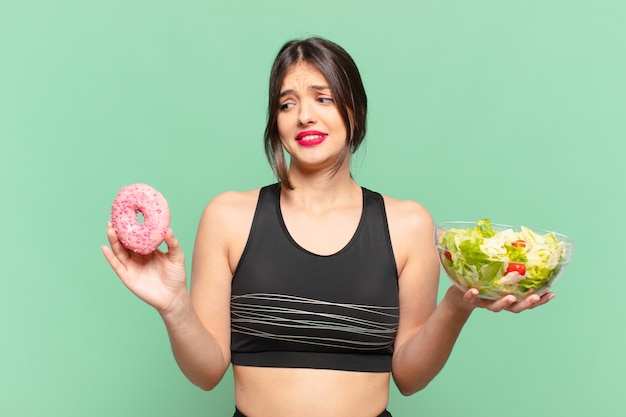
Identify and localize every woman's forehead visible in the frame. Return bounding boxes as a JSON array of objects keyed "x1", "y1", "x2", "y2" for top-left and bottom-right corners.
[{"x1": 281, "y1": 62, "x2": 329, "y2": 90}]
